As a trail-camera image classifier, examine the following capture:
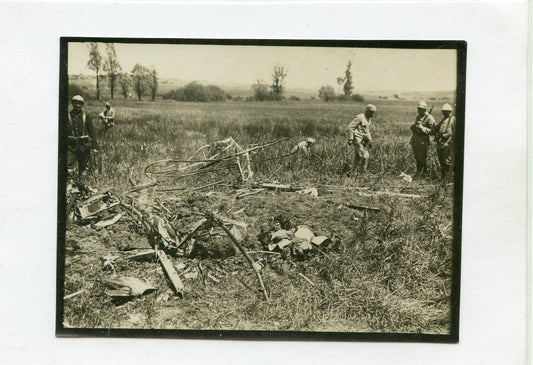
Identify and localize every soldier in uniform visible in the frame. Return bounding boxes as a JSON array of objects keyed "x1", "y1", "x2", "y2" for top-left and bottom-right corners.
[
  {"x1": 434, "y1": 103, "x2": 456, "y2": 178},
  {"x1": 291, "y1": 138, "x2": 316, "y2": 155},
  {"x1": 410, "y1": 101, "x2": 435, "y2": 178},
  {"x1": 67, "y1": 95, "x2": 98, "y2": 179},
  {"x1": 99, "y1": 102, "x2": 115, "y2": 131},
  {"x1": 347, "y1": 104, "x2": 376, "y2": 174}
]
